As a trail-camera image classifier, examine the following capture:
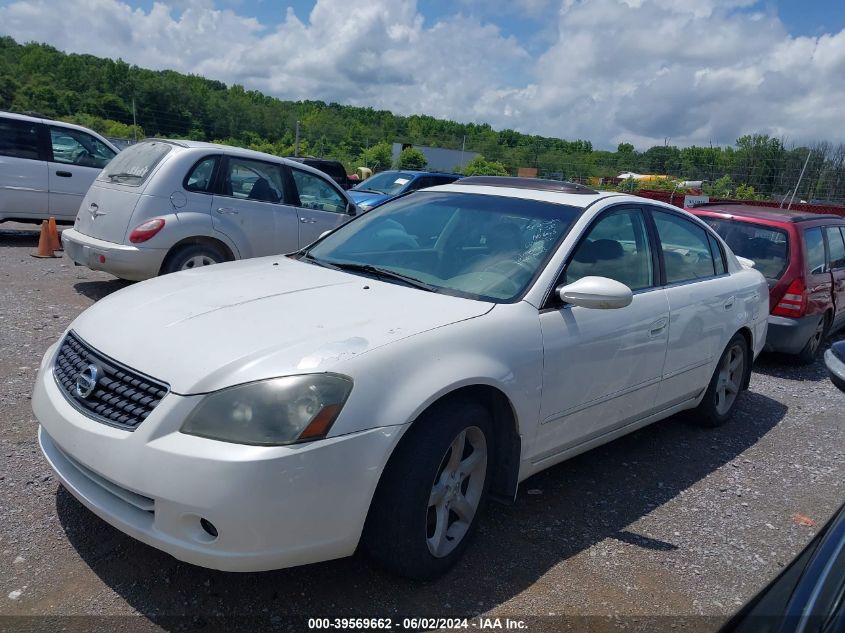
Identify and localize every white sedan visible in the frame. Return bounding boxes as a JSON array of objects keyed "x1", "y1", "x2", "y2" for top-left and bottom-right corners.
[{"x1": 32, "y1": 177, "x2": 769, "y2": 579}]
